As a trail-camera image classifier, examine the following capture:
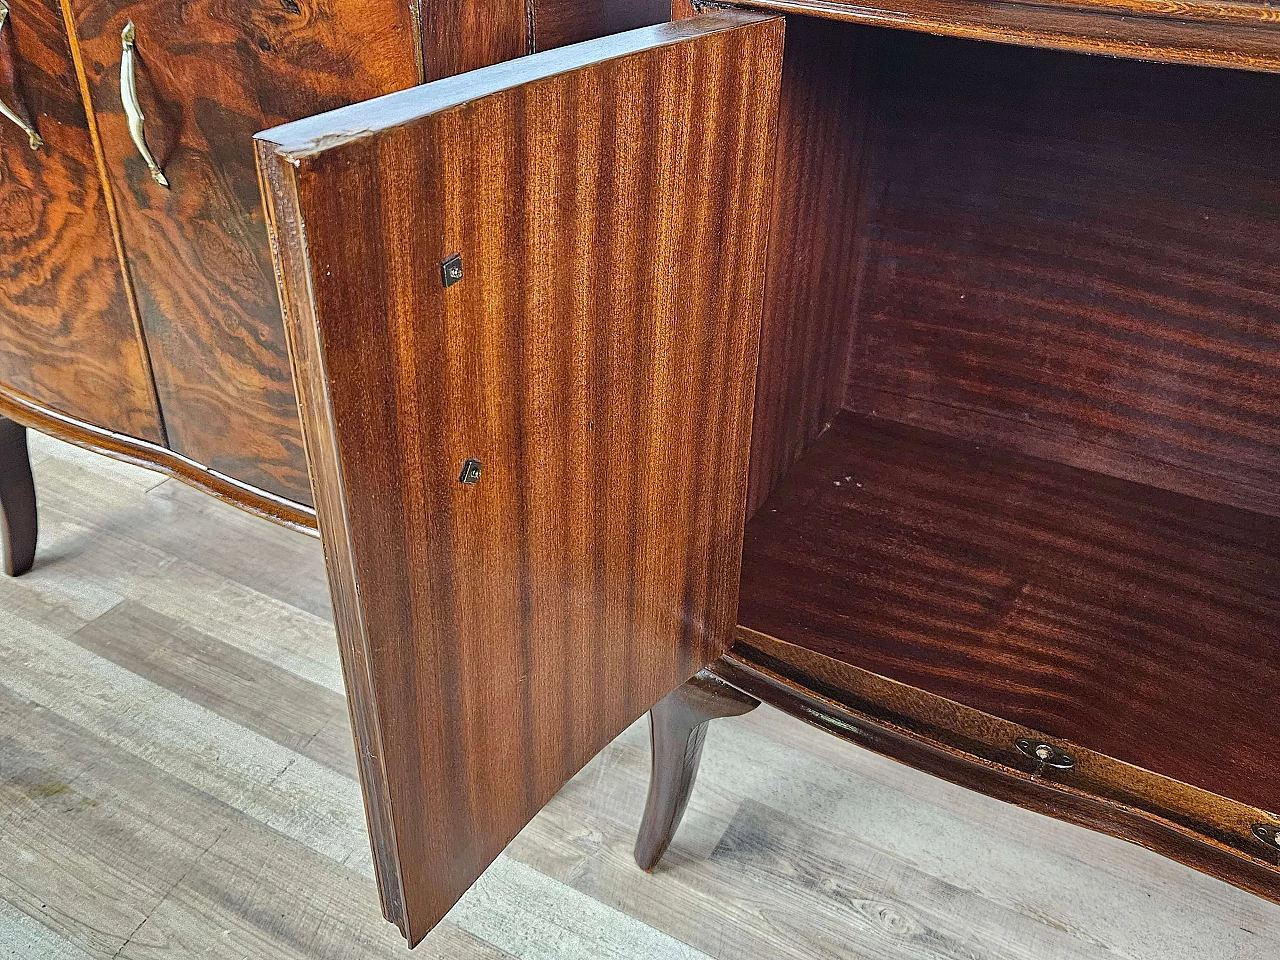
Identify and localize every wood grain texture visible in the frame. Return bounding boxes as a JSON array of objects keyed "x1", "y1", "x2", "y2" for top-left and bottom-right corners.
[
  {"x1": 737, "y1": 0, "x2": 1280, "y2": 72},
  {"x1": 745, "y1": 15, "x2": 871, "y2": 517},
  {"x1": 532, "y1": 0, "x2": 671, "y2": 51},
  {"x1": 419, "y1": 0, "x2": 528, "y2": 80},
  {"x1": 633, "y1": 670, "x2": 758, "y2": 871},
  {"x1": 0, "y1": 387, "x2": 317, "y2": 533},
  {"x1": 841, "y1": 33, "x2": 1280, "y2": 517},
  {"x1": 738, "y1": 413, "x2": 1280, "y2": 816},
  {"x1": 0, "y1": 0, "x2": 161, "y2": 442},
  {"x1": 0, "y1": 416, "x2": 36, "y2": 575},
  {"x1": 929, "y1": 0, "x2": 1280, "y2": 27},
  {"x1": 258, "y1": 13, "x2": 784, "y2": 942},
  {"x1": 716, "y1": 640, "x2": 1280, "y2": 911},
  {"x1": 64, "y1": 0, "x2": 423, "y2": 505}
]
